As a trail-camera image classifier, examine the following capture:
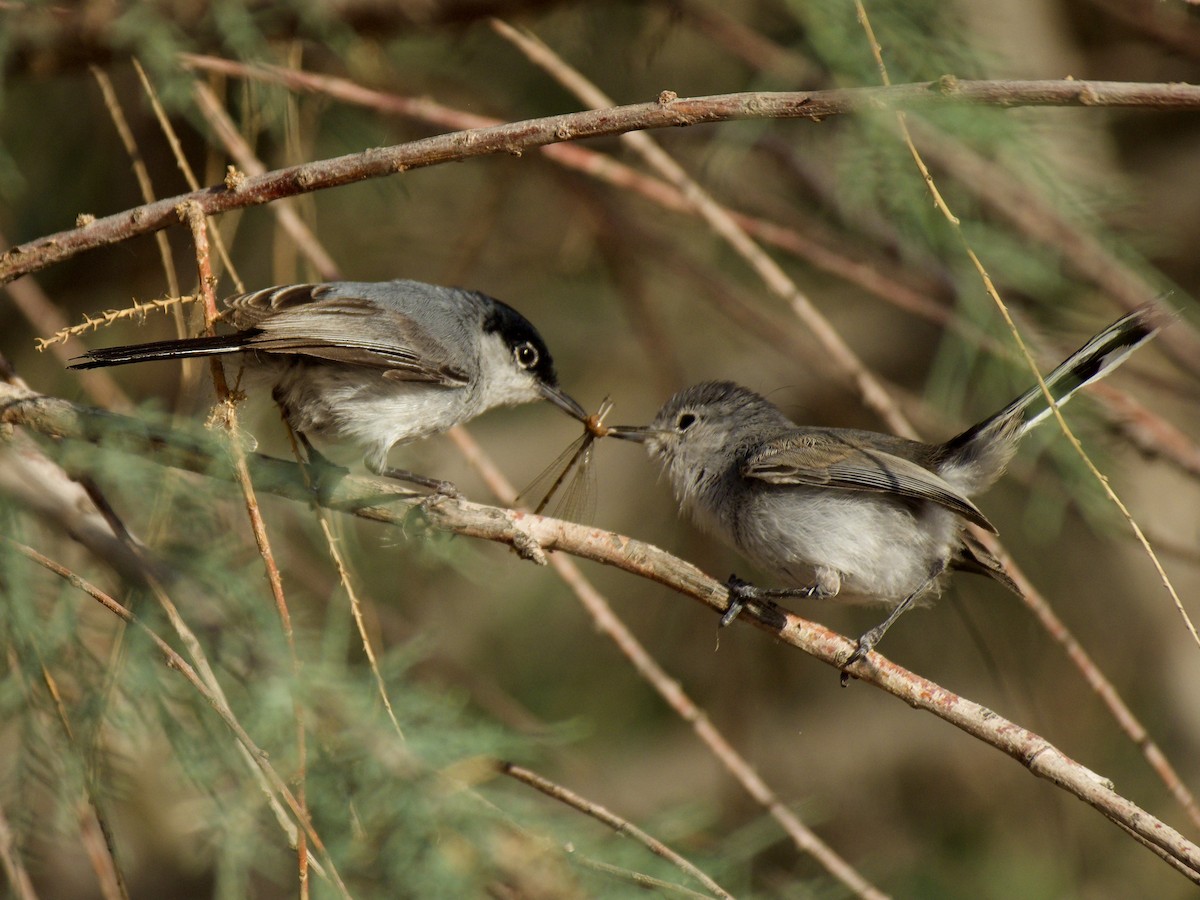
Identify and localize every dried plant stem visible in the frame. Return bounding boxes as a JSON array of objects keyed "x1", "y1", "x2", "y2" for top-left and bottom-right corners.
[
  {"x1": 448, "y1": 427, "x2": 886, "y2": 899},
  {"x1": 34, "y1": 295, "x2": 197, "y2": 350},
  {"x1": 181, "y1": 204, "x2": 310, "y2": 892},
  {"x1": 8, "y1": 78, "x2": 1200, "y2": 286},
  {"x1": 132, "y1": 59, "x2": 244, "y2": 298},
  {"x1": 282, "y1": 422, "x2": 407, "y2": 741},
  {"x1": 91, "y1": 67, "x2": 182, "y2": 301},
  {"x1": 500, "y1": 762, "x2": 734, "y2": 899},
  {"x1": 853, "y1": 0, "x2": 1200, "y2": 829}
]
